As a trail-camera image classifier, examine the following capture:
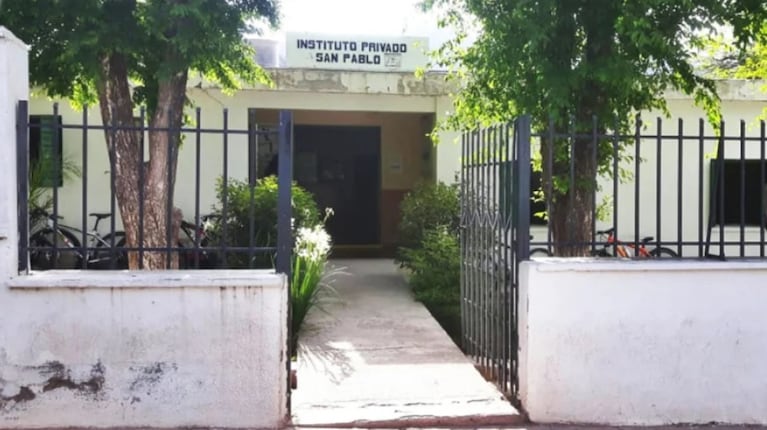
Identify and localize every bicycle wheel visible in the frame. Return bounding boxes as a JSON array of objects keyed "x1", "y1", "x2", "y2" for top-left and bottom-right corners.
[
  {"x1": 590, "y1": 248, "x2": 612, "y2": 257},
  {"x1": 530, "y1": 248, "x2": 552, "y2": 257},
  {"x1": 649, "y1": 247, "x2": 678, "y2": 258},
  {"x1": 29, "y1": 228, "x2": 82, "y2": 269},
  {"x1": 94, "y1": 232, "x2": 127, "y2": 269}
]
